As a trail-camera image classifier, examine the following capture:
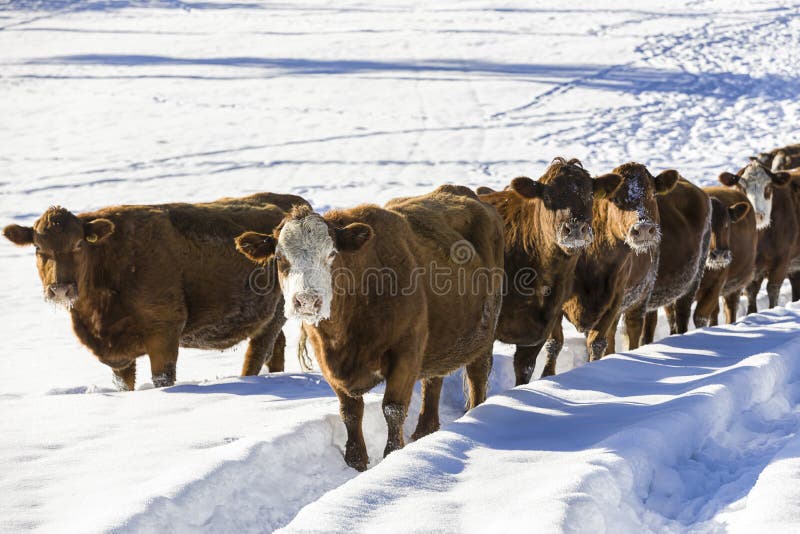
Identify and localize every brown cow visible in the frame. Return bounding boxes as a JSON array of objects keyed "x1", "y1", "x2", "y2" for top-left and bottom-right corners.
[
  {"x1": 693, "y1": 188, "x2": 755, "y2": 326},
  {"x1": 2, "y1": 192, "x2": 306, "y2": 390},
  {"x1": 546, "y1": 162, "x2": 679, "y2": 367},
  {"x1": 718, "y1": 160, "x2": 794, "y2": 312},
  {"x1": 785, "y1": 169, "x2": 800, "y2": 300},
  {"x1": 477, "y1": 157, "x2": 621, "y2": 384},
  {"x1": 235, "y1": 185, "x2": 504, "y2": 471},
  {"x1": 757, "y1": 144, "x2": 800, "y2": 171},
  {"x1": 637, "y1": 179, "x2": 712, "y2": 344}
]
